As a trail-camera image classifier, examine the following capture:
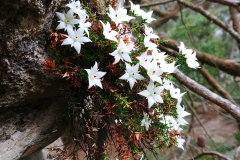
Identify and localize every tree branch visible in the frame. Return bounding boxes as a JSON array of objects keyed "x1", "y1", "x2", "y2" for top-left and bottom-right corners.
[
  {"x1": 151, "y1": 4, "x2": 179, "y2": 28},
  {"x1": 177, "y1": 0, "x2": 240, "y2": 43},
  {"x1": 173, "y1": 69, "x2": 240, "y2": 122},
  {"x1": 229, "y1": 6, "x2": 240, "y2": 50},
  {"x1": 192, "y1": 151, "x2": 230, "y2": 160},
  {"x1": 199, "y1": 65, "x2": 238, "y2": 106},
  {"x1": 206, "y1": 0, "x2": 240, "y2": 8},
  {"x1": 159, "y1": 38, "x2": 240, "y2": 76}
]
